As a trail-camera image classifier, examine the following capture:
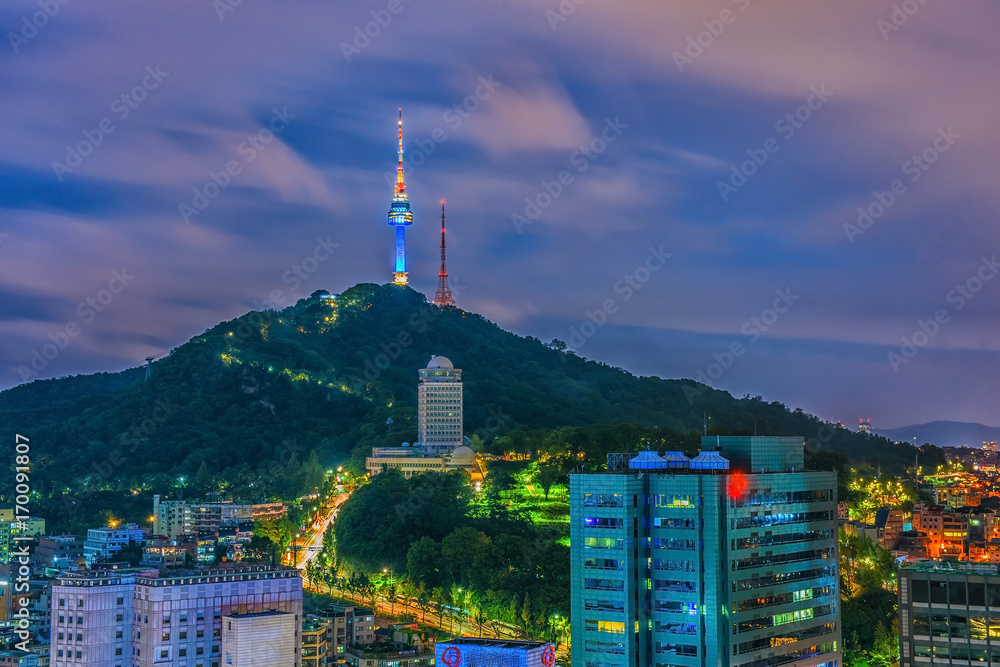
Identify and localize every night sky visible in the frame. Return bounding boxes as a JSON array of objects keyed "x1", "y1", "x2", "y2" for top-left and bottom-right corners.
[{"x1": 2, "y1": 0, "x2": 997, "y2": 429}]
